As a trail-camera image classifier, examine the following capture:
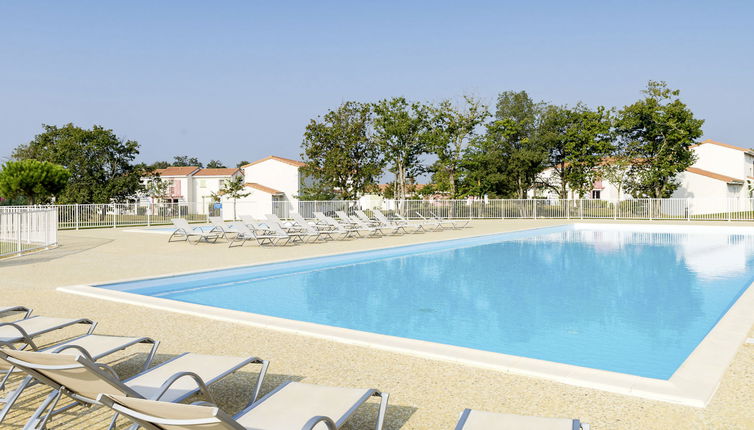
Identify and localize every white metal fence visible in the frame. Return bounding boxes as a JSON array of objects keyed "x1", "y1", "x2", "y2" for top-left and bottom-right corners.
[
  {"x1": 276, "y1": 198, "x2": 754, "y2": 222},
  {"x1": 0, "y1": 207, "x2": 58, "y2": 258},
  {"x1": 2, "y1": 198, "x2": 754, "y2": 234}
]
